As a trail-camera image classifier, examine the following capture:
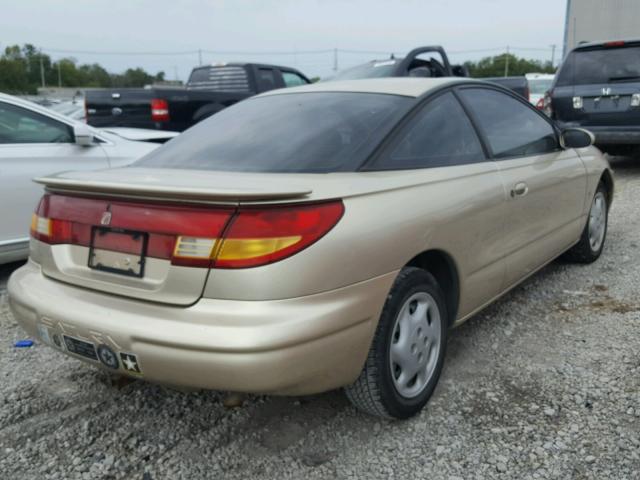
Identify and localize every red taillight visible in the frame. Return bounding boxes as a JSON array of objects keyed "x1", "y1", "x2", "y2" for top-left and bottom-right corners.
[
  {"x1": 536, "y1": 97, "x2": 545, "y2": 110},
  {"x1": 214, "y1": 201, "x2": 344, "y2": 268},
  {"x1": 31, "y1": 195, "x2": 344, "y2": 269},
  {"x1": 604, "y1": 41, "x2": 625, "y2": 48},
  {"x1": 150, "y1": 98, "x2": 170, "y2": 122},
  {"x1": 32, "y1": 194, "x2": 233, "y2": 268}
]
